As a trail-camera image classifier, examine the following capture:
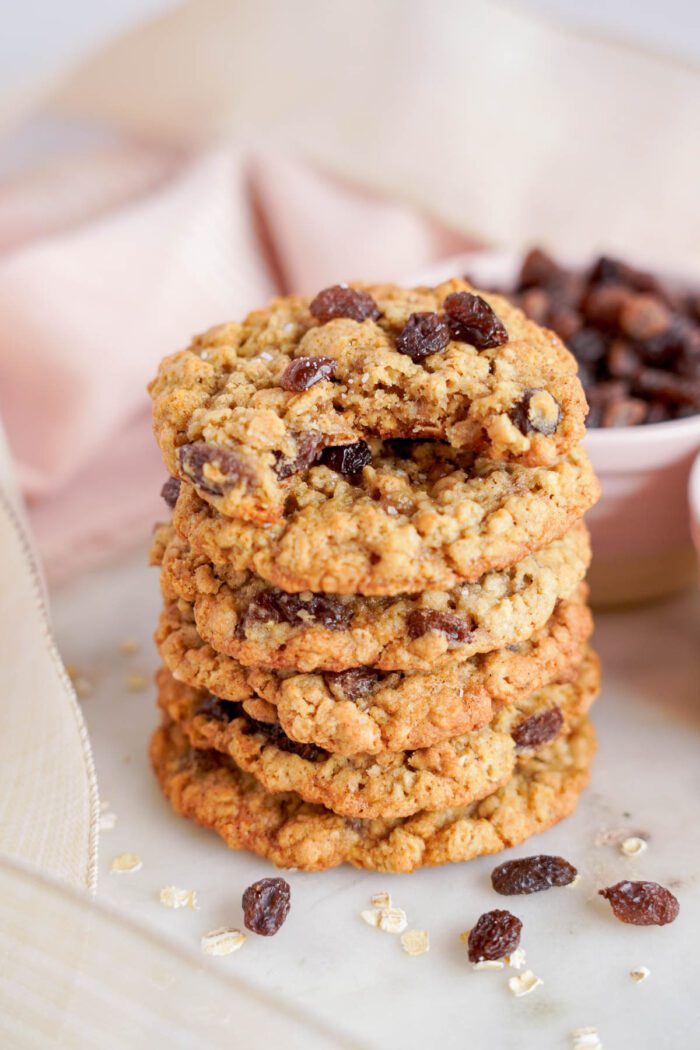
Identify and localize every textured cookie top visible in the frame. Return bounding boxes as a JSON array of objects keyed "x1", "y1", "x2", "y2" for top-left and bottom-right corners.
[
  {"x1": 149, "y1": 280, "x2": 588, "y2": 522},
  {"x1": 171, "y1": 443, "x2": 599, "y2": 595},
  {"x1": 155, "y1": 590, "x2": 593, "y2": 754},
  {"x1": 156, "y1": 650, "x2": 599, "y2": 819},
  {"x1": 154, "y1": 520, "x2": 590, "y2": 672},
  {"x1": 150, "y1": 716, "x2": 596, "y2": 872}
]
